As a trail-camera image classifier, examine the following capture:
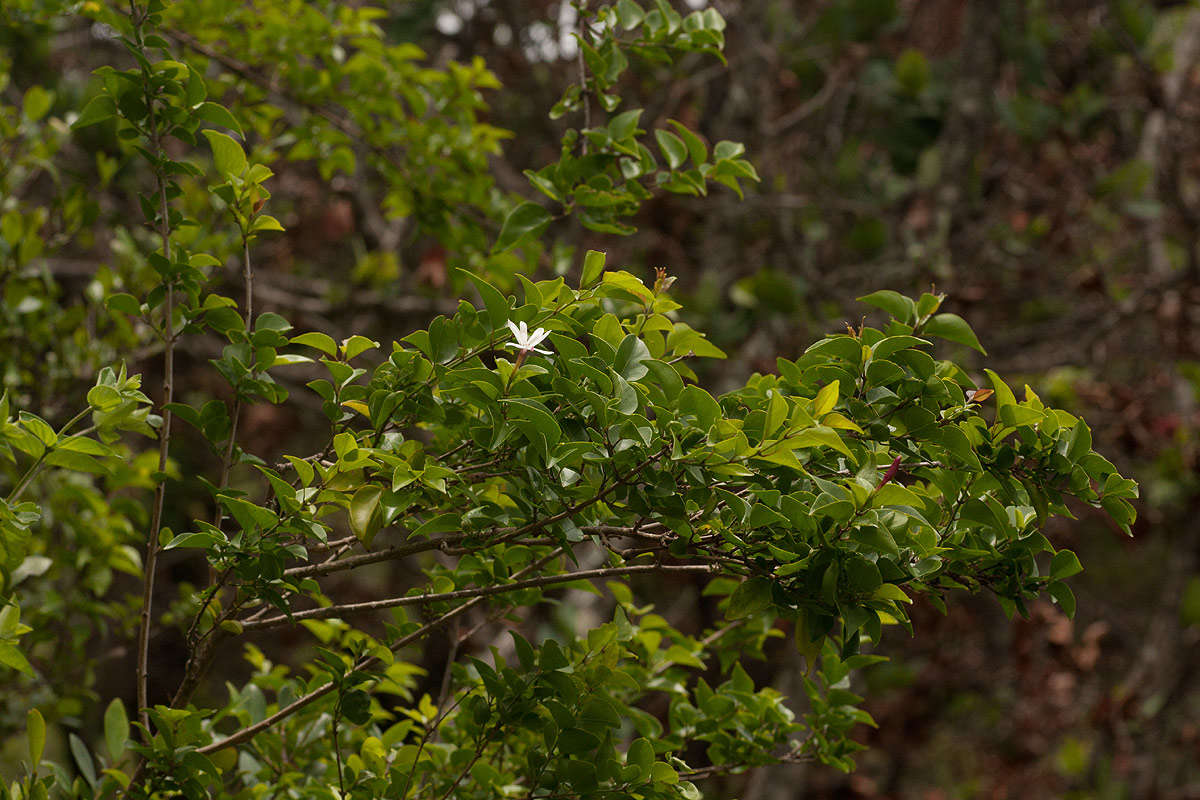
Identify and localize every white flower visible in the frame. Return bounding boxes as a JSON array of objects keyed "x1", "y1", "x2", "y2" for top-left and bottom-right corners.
[{"x1": 504, "y1": 320, "x2": 552, "y2": 355}]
